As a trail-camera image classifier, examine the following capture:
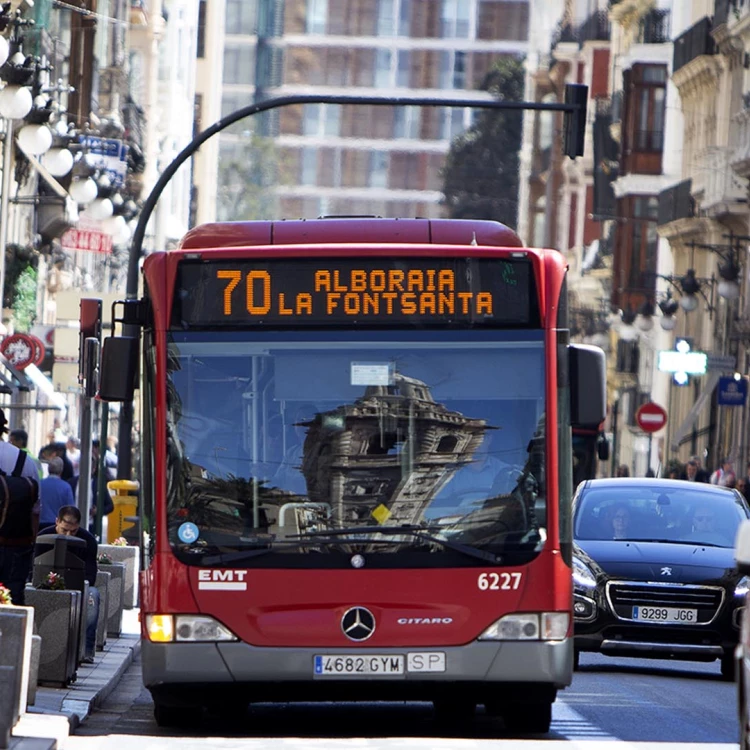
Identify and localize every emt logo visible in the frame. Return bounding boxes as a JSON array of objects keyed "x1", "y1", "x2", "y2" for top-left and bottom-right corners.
[{"x1": 198, "y1": 569, "x2": 248, "y2": 590}]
